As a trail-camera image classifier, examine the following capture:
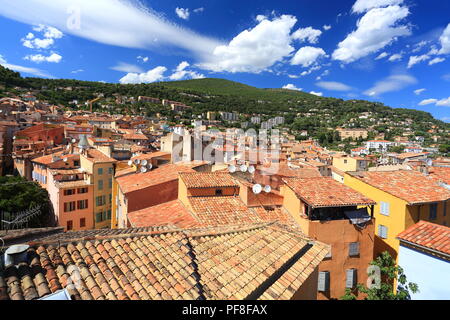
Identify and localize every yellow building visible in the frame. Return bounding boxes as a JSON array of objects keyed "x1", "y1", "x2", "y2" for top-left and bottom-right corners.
[
  {"x1": 344, "y1": 170, "x2": 450, "y2": 259},
  {"x1": 80, "y1": 148, "x2": 117, "y2": 229},
  {"x1": 332, "y1": 155, "x2": 369, "y2": 172},
  {"x1": 336, "y1": 128, "x2": 368, "y2": 140}
]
